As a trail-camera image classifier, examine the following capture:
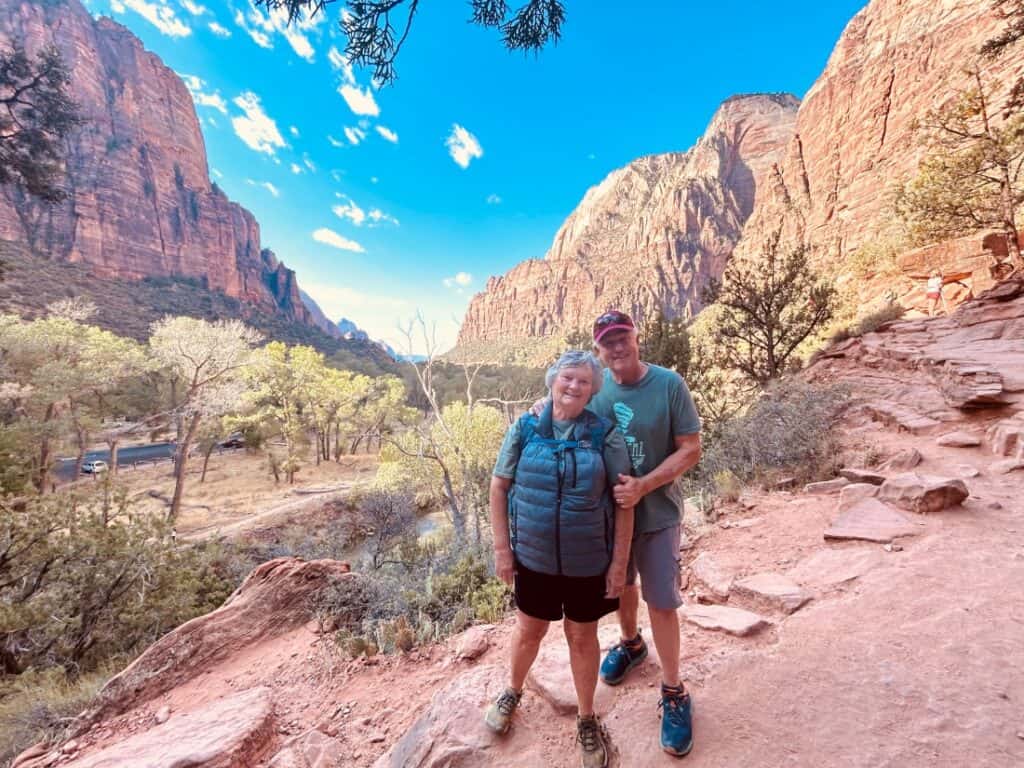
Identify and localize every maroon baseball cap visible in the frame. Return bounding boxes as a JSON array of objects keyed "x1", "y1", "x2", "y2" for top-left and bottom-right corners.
[{"x1": 593, "y1": 310, "x2": 636, "y2": 344}]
